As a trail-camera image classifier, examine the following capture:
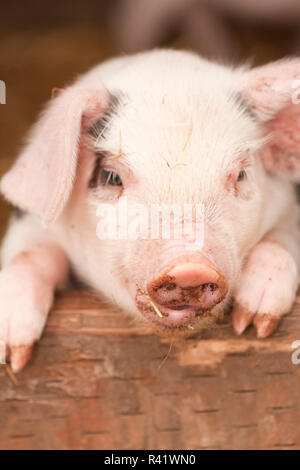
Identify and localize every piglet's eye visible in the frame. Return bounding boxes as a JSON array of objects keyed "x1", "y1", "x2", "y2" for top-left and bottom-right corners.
[
  {"x1": 101, "y1": 169, "x2": 123, "y2": 187},
  {"x1": 237, "y1": 169, "x2": 247, "y2": 182}
]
